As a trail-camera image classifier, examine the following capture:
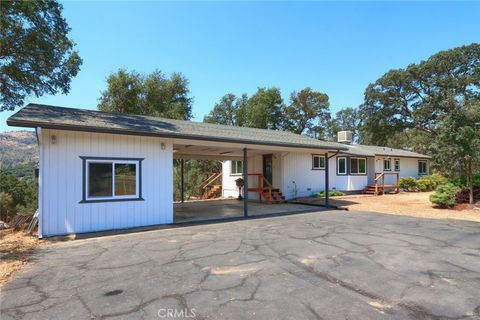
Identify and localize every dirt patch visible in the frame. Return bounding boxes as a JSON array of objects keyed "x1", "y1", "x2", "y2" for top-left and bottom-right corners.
[
  {"x1": 0, "y1": 230, "x2": 41, "y2": 286},
  {"x1": 330, "y1": 192, "x2": 480, "y2": 222}
]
